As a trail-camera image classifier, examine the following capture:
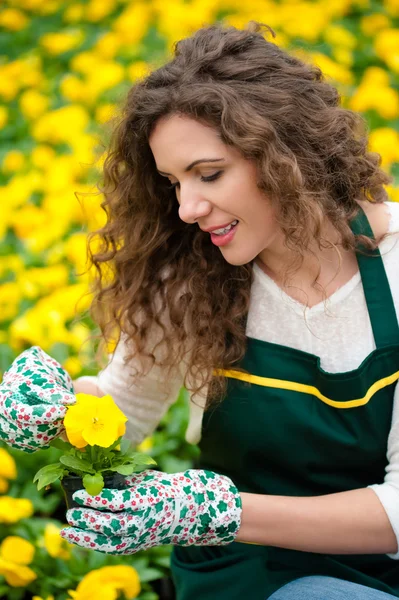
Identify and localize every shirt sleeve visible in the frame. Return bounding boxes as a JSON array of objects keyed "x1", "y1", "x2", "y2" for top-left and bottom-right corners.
[
  {"x1": 368, "y1": 381, "x2": 399, "y2": 559},
  {"x1": 75, "y1": 332, "x2": 185, "y2": 446}
]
